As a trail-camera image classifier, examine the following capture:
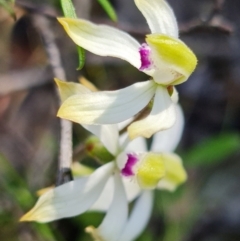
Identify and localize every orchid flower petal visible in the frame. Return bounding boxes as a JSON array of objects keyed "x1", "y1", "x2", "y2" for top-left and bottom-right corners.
[
  {"x1": 86, "y1": 172, "x2": 128, "y2": 241},
  {"x1": 79, "y1": 76, "x2": 99, "y2": 92},
  {"x1": 89, "y1": 176, "x2": 114, "y2": 212},
  {"x1": 151, "y1": 104, "x2": 184, "y2": 152},
  {"x1": 55, "y1": 79, "x2": 120, "y2": 155},
  {"x1": 134, "y1": 0, "x2": 178, "y2": 37},
  {"x1": 20, "y1": 163, "x2": 114, "y2": 223},
  {"x1": 124, "y1": 136, "x2": 147, "y2": 152},
  {"x1": 128, "y1": 85, "x2": 176, "y2": 139},
  {"x1": 58, "y1": 81, "x2": 156, "y2": 125},
  {"x1": 118, "y1": 191, "x2": 153, "y2": 241},
  {"x1": 122, "y1": 178, "x2": 141, "y2": 202},
  {"x1": 58, "y1": 18, "x2": 141, "y2": 69},
  {"x1": 157, "y1": 153, "x2": 187, "y2": 191},
  {"x1": 83, "y1": 124, "x2": 119, "y2": 156},
  {"x1": 55, "y1": 78, "x2": 90, "y2": 102},
  {"x1": 118, "y1": 119, "x2": 147, "y2": 152},
  {"x1": 90, "y1": 176, "x2": 141, "y2": 212}
]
